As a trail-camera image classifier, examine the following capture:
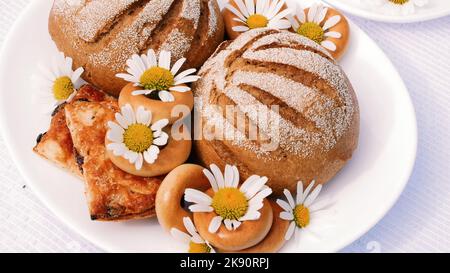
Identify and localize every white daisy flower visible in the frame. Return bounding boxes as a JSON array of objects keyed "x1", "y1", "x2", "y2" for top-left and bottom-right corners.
[
  {"x1": 361, "y1": 0, "x2": 428, "y2": 16},
  {"x1": 277, "y1": 180, "x2": 331, "y2": 242},
  {"x1": 170, "y1": 217, "x2": 216, "y2": 253},
  {"x1": 288, "y1": 3, "x2": 342, "y2": 52},
  {"x1": 116, "y1": 50, "x2": 200, "y2": 103},
  {"x1": 106, "y1": 104, "x2": 169, "y2": 170},
  {"x1": 184, "y1": 164, "x2": 272, "y2": 233},
  {"x1": 226, "y1": 0, "x2": 293, "y2": 33},
  {"x1": 34, "y1": 52, "x2": 84, "y2": 108}
]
